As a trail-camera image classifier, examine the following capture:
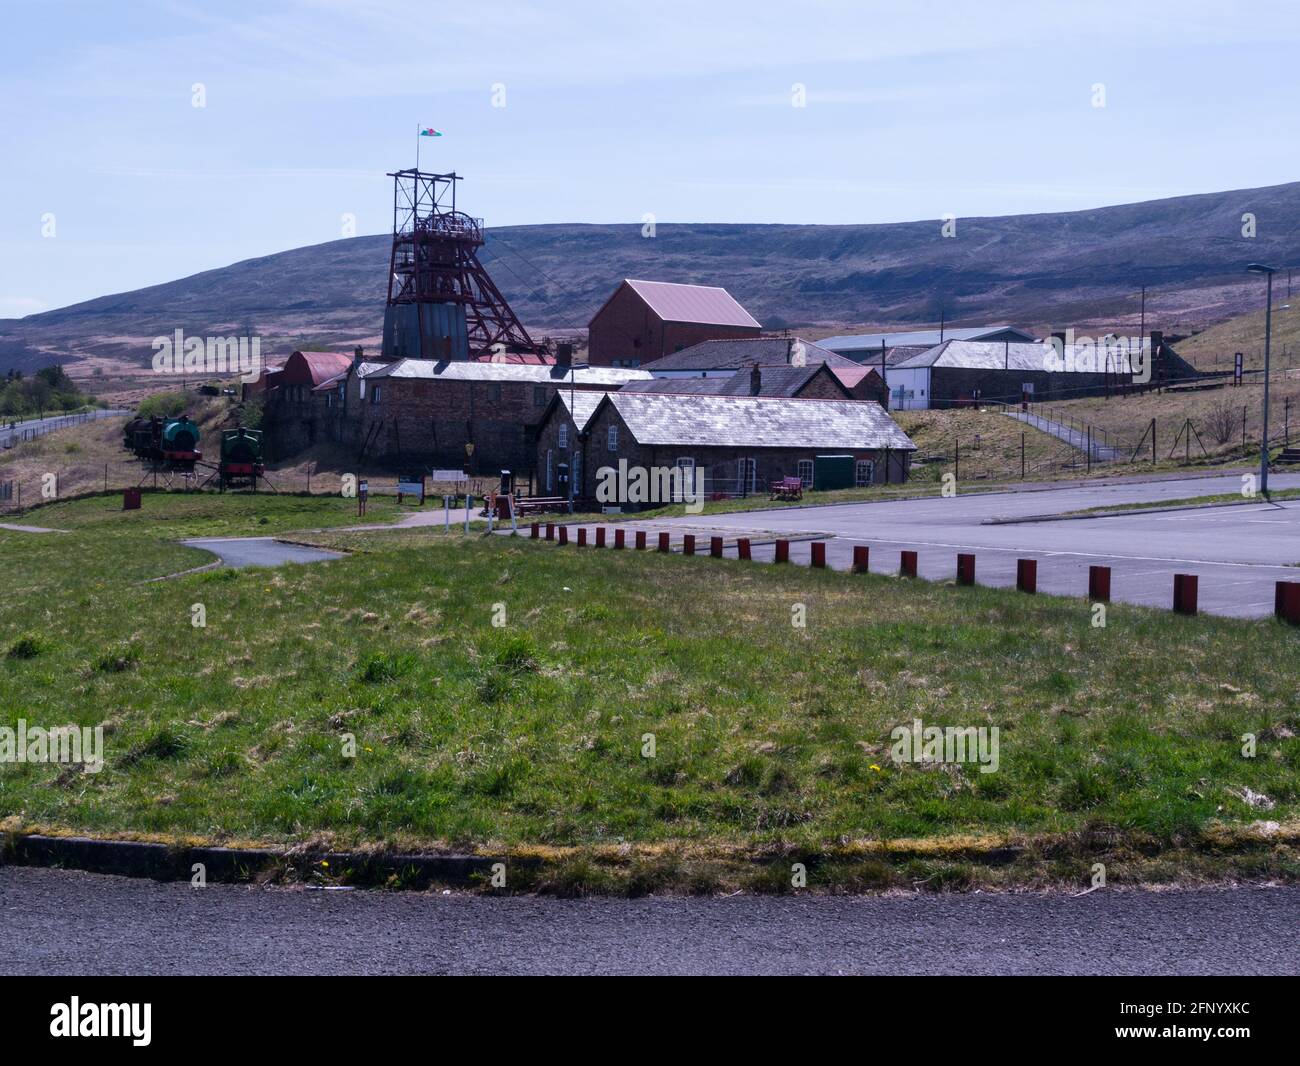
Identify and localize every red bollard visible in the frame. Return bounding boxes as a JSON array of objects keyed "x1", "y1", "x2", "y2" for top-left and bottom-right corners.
[
  {"x1": 614, "y1": 528, "x2": 625, "y2": 550},
  {"x1": 1016, "y1": 559, "x2": 1037, "y2": 593},
  {"x1": 577, "y1": 527, "x2": 587, "y2": 547},
  {"x1": 1088, "y1": 565, "x2": 1111, "y2": 602},
  {"x1": 658, "y1": 532, "x2": 670, "y2": 552},
  {"x1": 635, "y1": 530, "x2": 647, "y2": 550},
  {"x1": 738, "y1": 537, "x2": 752, "y2": 560},
  {"x1": 774, "y1": 539, "x2": 790, "y2": 563},
  {"x1": 1275, "y1": 581, "x2": 1300, "y2": 624},
  {"x1": 683, "y1": 534, "x2": 695, "y2": 555},
  {"x1": 900, "y1": 550, "x2": 918, "y2": 577},
  {"x1": 852, "y1": 545, "x2": 870, "y2": 573},
  {"x1": 530, "y1": 522, "x2": 539, "y2": 539},
  {"x1": 545, "y1": 522, "x2": 555, "y2": 541},
  {"x1": 710, "y1": 536, "x2": 723, "y2": 558},
  {"x1": 595, "y1": 527, "x2": 606, "y2": 548},
  {"x1": 956, "y1": 553, "x2": 975, "y2": 586},
  {"x1": 558, "y1": 526, "x2": 568, "y2": 545},
  {"x1": 811, "y1": 542, "x2": 826, "y2": 568},
  {"x1": 1173, "y1": 573, "x2": 1198, "y2": 615}
]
